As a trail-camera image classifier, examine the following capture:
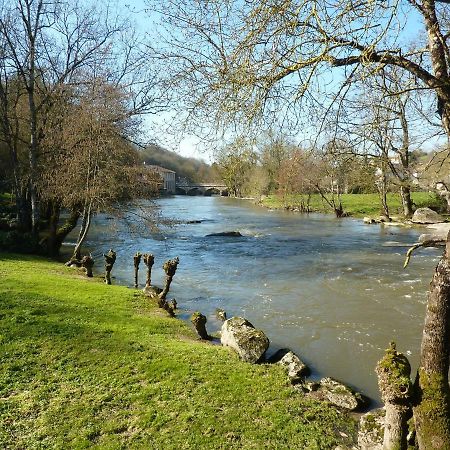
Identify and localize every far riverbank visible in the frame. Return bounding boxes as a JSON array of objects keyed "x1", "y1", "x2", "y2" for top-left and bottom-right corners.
[{"x1": 258, "y1": 192, "x2": 443, "y2": 218}]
